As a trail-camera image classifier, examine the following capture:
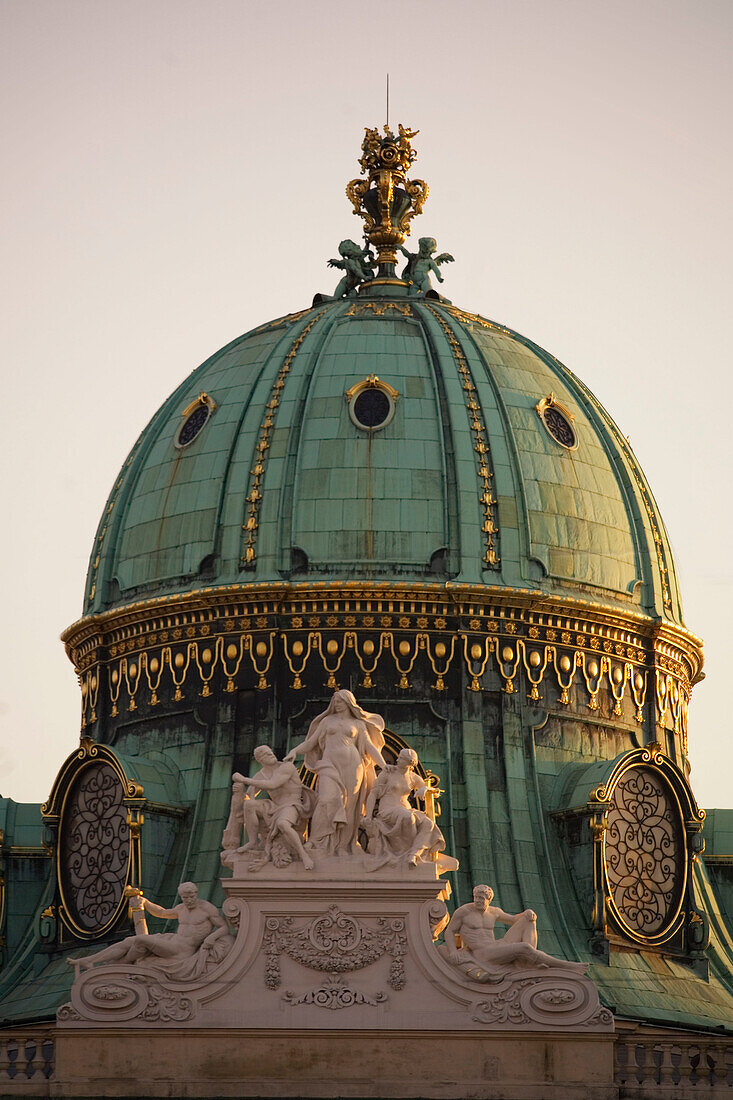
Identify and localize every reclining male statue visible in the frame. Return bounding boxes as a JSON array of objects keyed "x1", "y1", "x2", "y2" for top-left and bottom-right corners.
[
  {"x1": 440, "y1": 884, "x2": 588, "y2": 982},
  {"x1": 68, "y1": 882, "x2": 231, "y2": 978}
]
